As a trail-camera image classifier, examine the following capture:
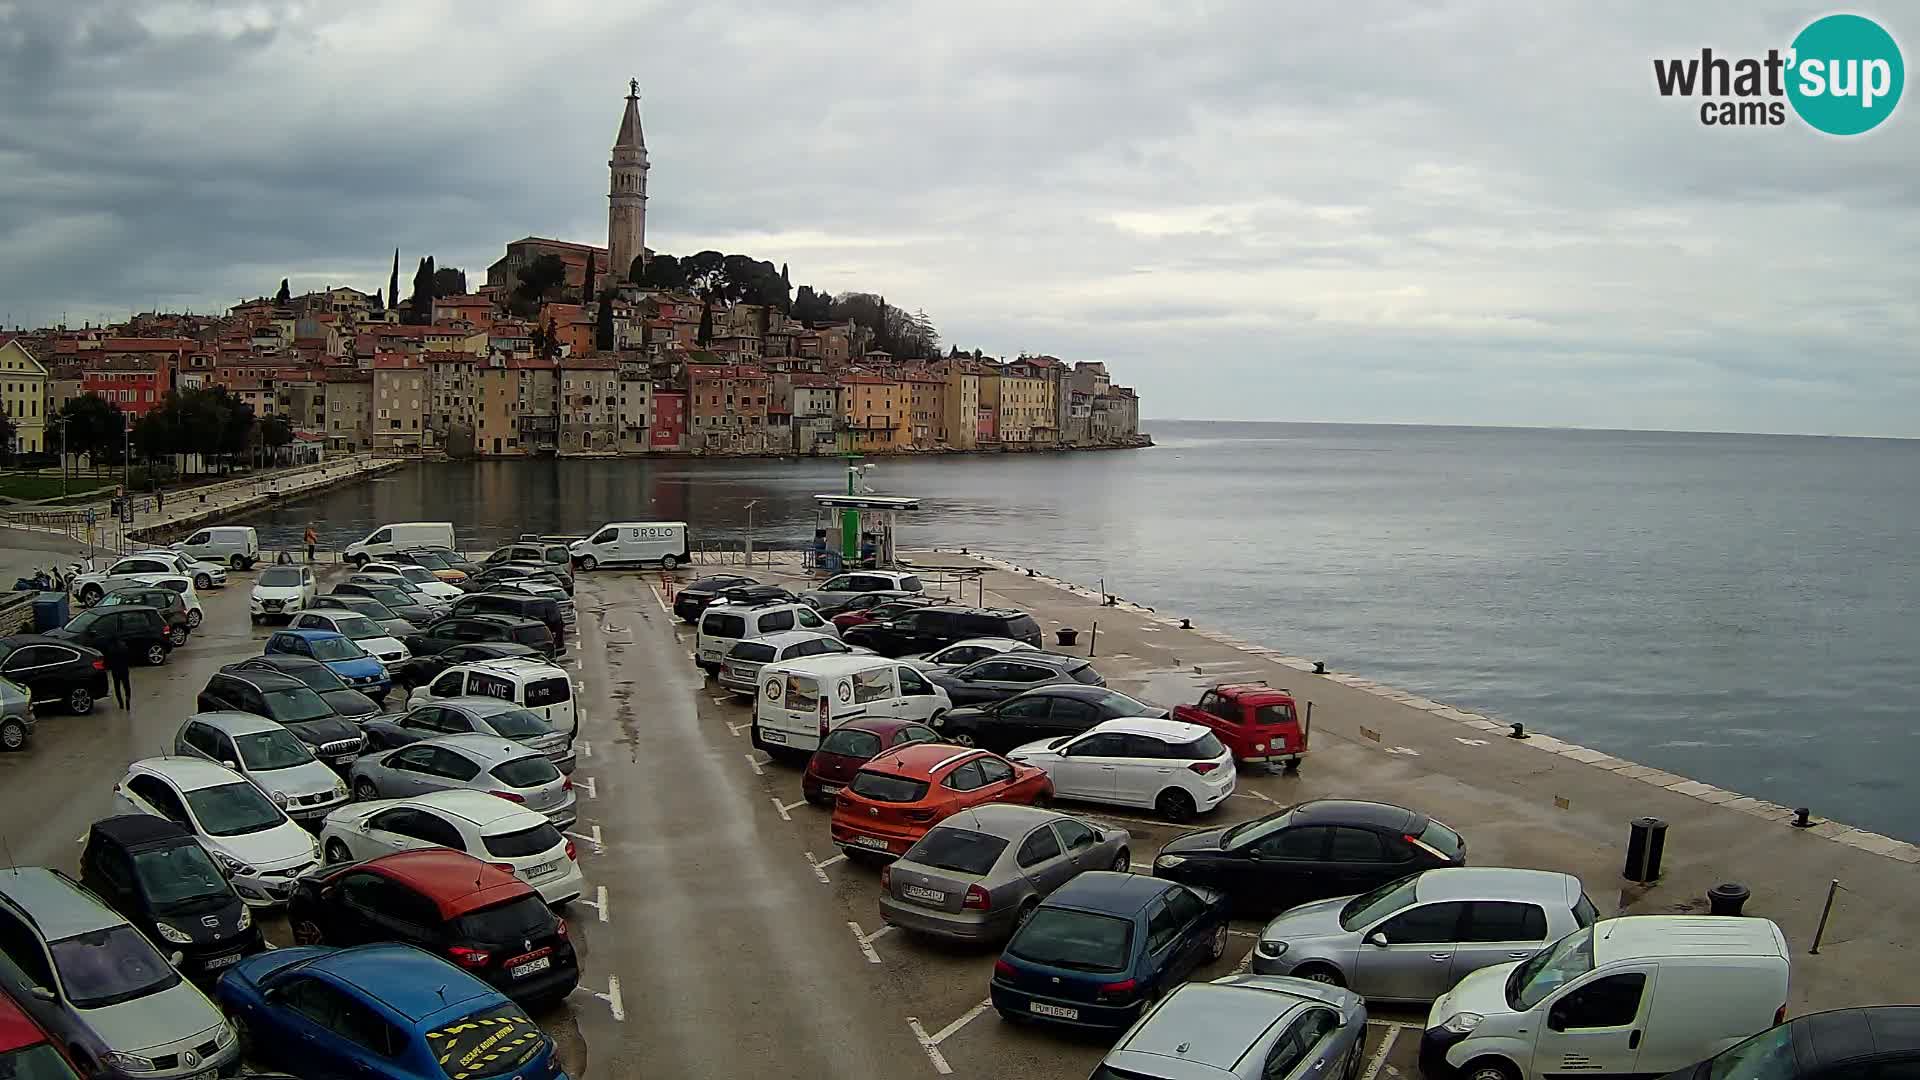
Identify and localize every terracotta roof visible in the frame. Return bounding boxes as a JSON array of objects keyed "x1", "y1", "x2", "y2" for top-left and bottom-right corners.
[
  {"x1": 841, "y1": 374, "x2": 898, "y2": 385},
  {"x1": 422, "y1": 351, "x2": 475, "y2": 364},
  {"x1": 560, "y1": 354, "x2": 617, "y2": 370},
  {"x1": 371, "y1": 354, "x2": 417, "y2": 370},
  {"x1": 102, "y1": 337, "x2": 192, "y2": 352},
  {"x1": 789, "y1": 374, "x2": 839, "y2": 388}
]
